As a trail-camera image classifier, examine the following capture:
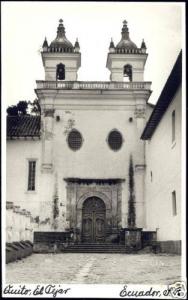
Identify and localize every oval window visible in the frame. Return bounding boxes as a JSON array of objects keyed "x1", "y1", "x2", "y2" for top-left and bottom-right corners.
[
  {"x1": 67, "y1": 129, "x2": 83, "y2": 151},
  {"x1": 108, "y1": 130, "x2": 123, "y2": 151}
]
